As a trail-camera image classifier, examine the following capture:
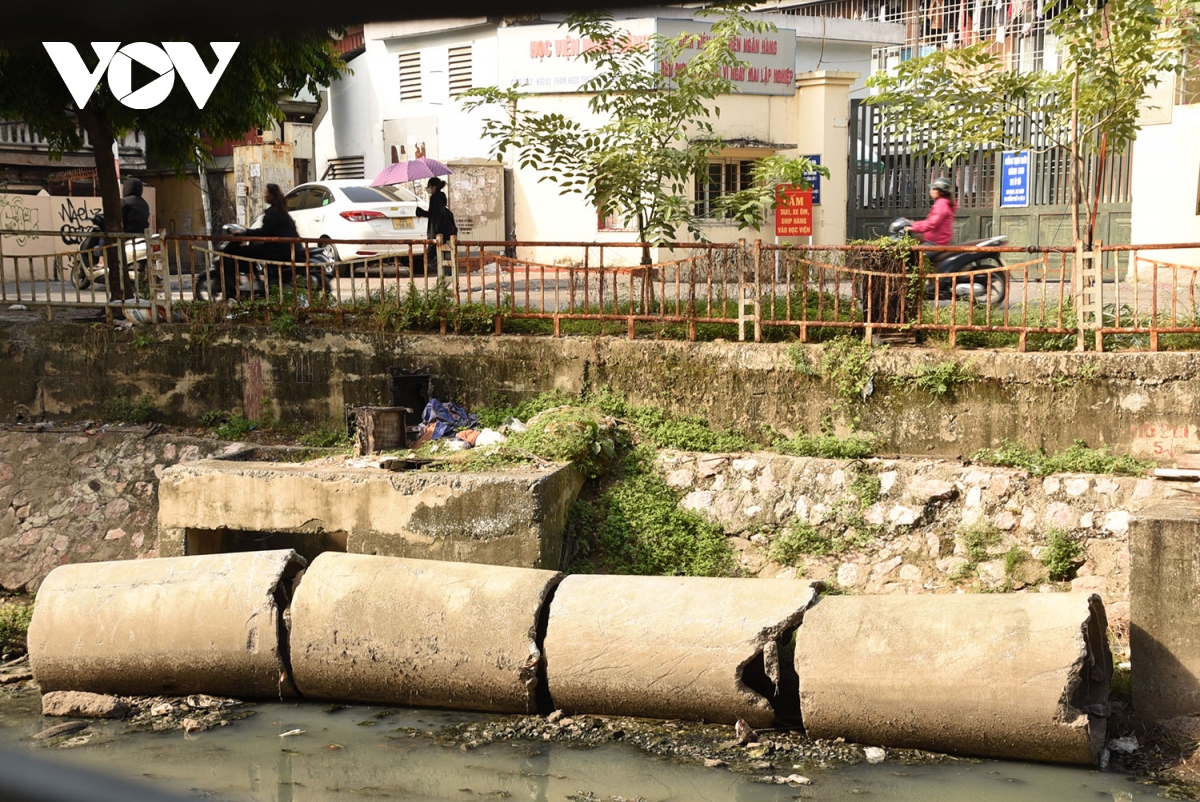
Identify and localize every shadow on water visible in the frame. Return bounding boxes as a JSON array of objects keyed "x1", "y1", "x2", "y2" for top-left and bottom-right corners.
[{"x1": 0, "y1": 692, "x2": 1169, "y2": 802}]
